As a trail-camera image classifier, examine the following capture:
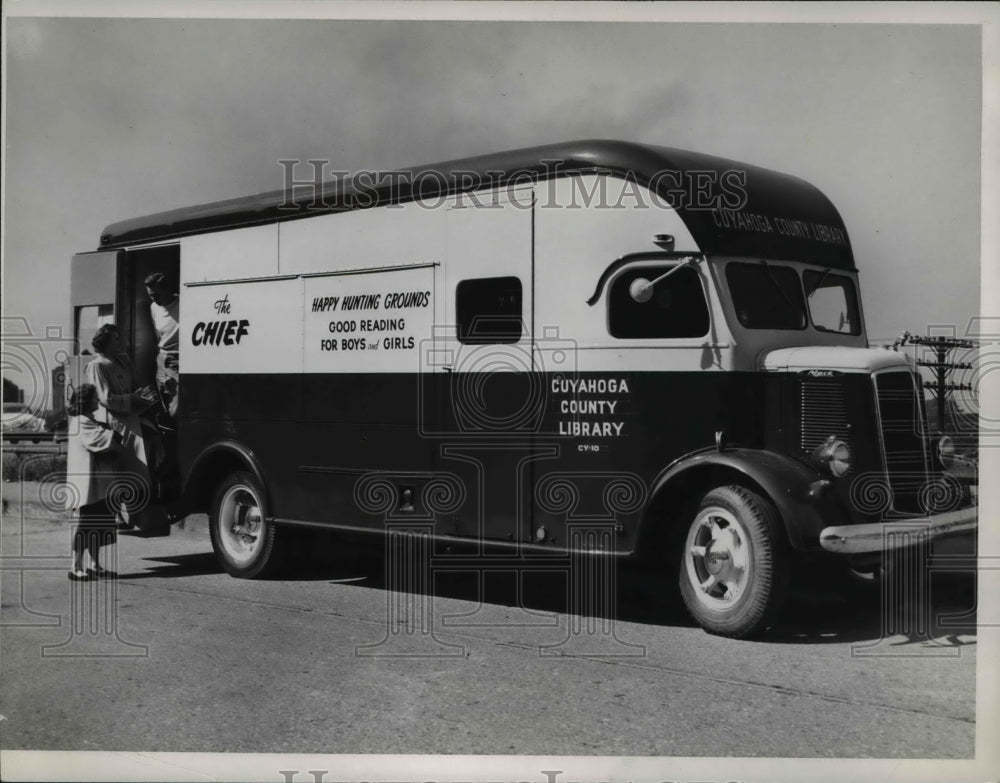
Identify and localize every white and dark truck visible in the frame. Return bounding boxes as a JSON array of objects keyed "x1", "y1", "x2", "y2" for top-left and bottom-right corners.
[{"x1": 68, "y1": 140, "x2": 978, "y2": 637}]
